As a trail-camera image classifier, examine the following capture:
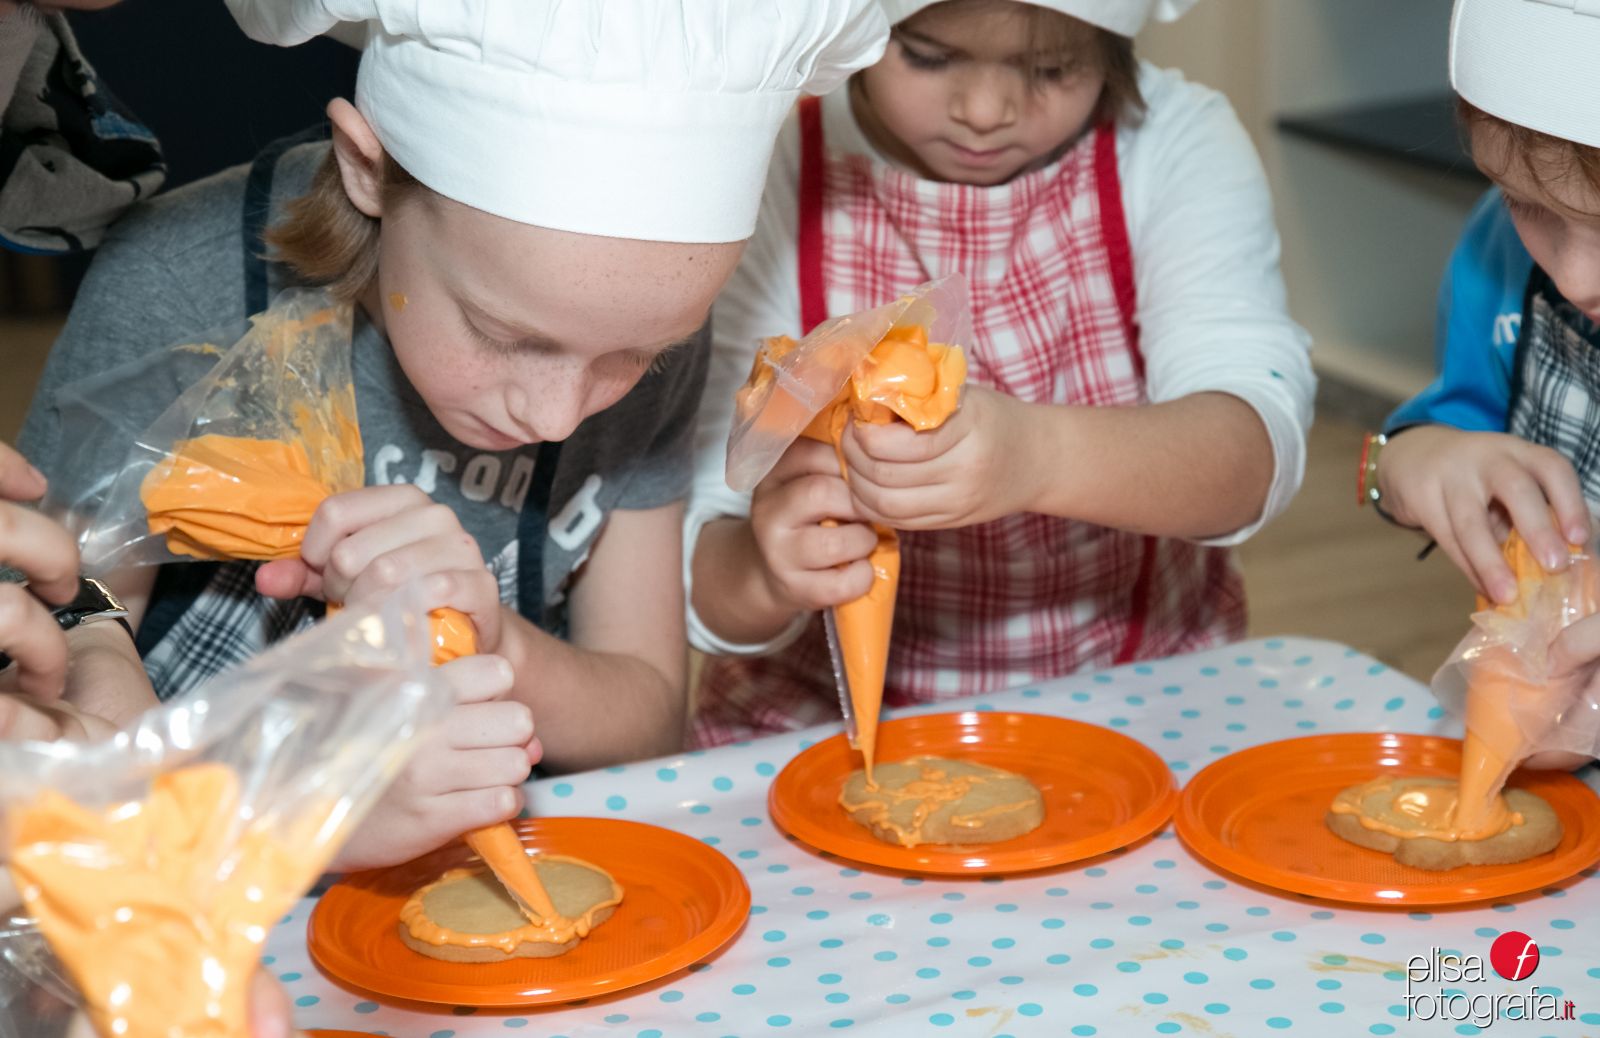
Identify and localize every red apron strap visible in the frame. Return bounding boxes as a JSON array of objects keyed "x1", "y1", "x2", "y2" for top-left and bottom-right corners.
[
  {"x1": 797, "y1": 95, "x2": 828, "y2": 334},
  {"x1": 1093, "y1": 120, "x2": 1143, "y2": 380},
  {"x1": 1094, "y1": 119, "x2": 1155, "y2": 665}
]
